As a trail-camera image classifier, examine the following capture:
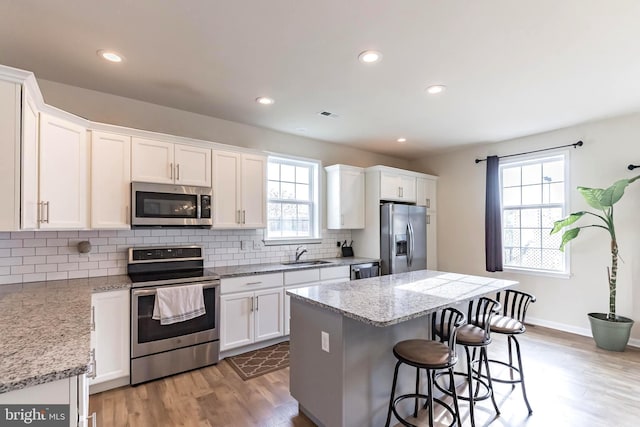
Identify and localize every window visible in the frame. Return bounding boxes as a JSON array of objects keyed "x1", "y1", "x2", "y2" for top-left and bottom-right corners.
[
  {"x1": 266, "y1": 156, "x2": 320, "y2": 241},
  {"x1": 500, "y1": 153, "x2": 568, "y2": 274}
]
